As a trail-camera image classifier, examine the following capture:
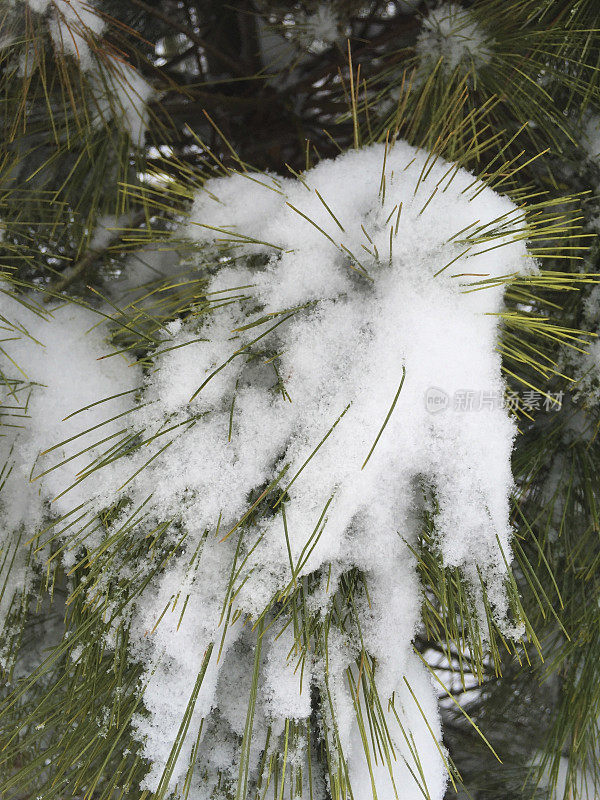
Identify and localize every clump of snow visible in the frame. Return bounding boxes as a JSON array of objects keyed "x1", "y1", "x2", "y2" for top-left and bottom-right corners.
[
  {"x1": 570, "y1": 338, "x2": 600, "y2": 406},
  {"x1": 295, "y1": 5, "x2": 341, "y2": 53},
  {"x1": 29, "y1": 0, "x2": 107, "y2": 71},
  {"x1": 89, "y1": 60, "x2": 154, "y2": 145},
  {"x1": 256, "y1": 16, "x2": 298, "y2": 76},
  {"x1": 530, "y1": 753, "x2": 598, "y2": 800},
  {"x1": 108, "y1": 242, "x2": 182, "y2": 300},
  {"x1": 349, "y1": 652, "x2": 447, "y2": 800},
  {"x1": 16, "y1": 44, "x2": 38, "y2": 78},
  {"x1": 416, "y1": 2, "x2": 492, "y2": 76},
  {"x1": 0, "y1": 286, "x2": 140, "y2": 638},
  {"x1": 17, "y1": 0, "x2": 153, "y2": 144},
  {"x1": 21, "y1": 0, "x2": 52, "y2": 13},
  {"x1": 87, "y1": 213, "x2": 121, "y2": 252},
  {"x1": 2, "y1": 140, "x2": 535, "y2": 797},
  {"x1": 50, "y1": 1, "x2": 105, "y2": 70},
  {"x1": 46, "y1": 140, "x2": 533, "y2": 798}
]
